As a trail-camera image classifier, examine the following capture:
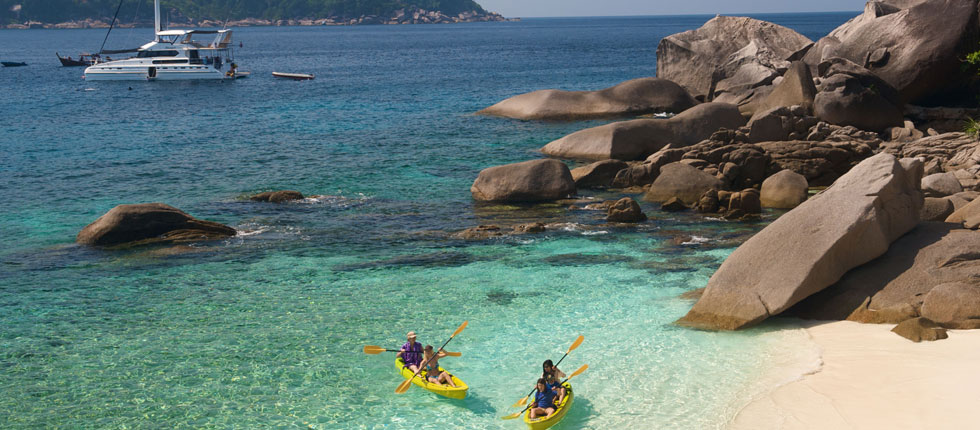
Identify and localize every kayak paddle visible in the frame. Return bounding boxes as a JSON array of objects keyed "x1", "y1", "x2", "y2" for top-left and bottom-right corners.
[
  {"x1": 363, "y1": 345, "x2": 461, "y2": 357},
  {"x1": 512, "y1": 335, "x2": 584, "y2": 407},
  {"x1": 501, "y1": 364, "x2": 588, "y2": 420},
  {"x1": 396, "y1": 320, "x2": 468, "y2": 394}
]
